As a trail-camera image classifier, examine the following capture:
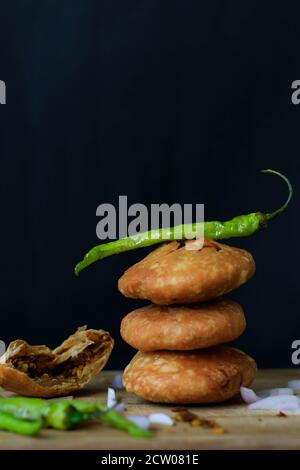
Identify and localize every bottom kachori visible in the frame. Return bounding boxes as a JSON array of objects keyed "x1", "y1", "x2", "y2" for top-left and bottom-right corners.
[{"x1": 123, "y1": 346, "x2": 256, "y2": 404}]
